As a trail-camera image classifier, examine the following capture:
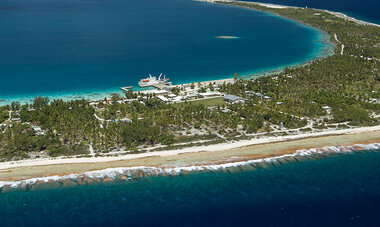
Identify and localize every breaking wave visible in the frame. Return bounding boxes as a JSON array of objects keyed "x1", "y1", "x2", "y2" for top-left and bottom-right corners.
[{"x1": 1, "y1": 143, "x2": 379, "y2": 192}]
